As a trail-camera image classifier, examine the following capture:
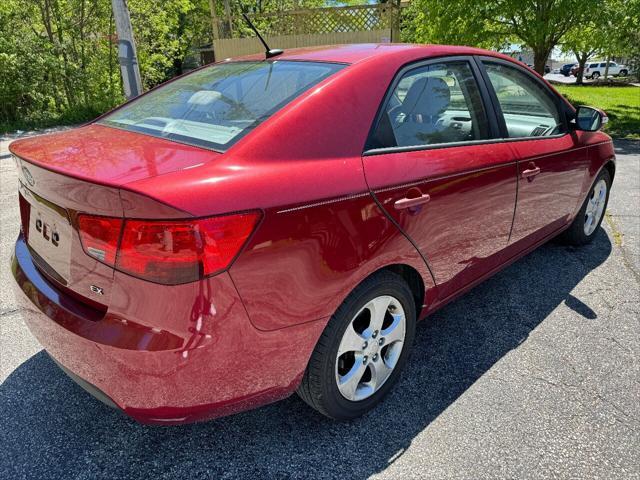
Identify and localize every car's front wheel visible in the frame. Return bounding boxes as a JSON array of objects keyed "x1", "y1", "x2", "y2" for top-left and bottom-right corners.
[
  {"x1": 592, "y1": 71, "x2": 601, "y2": 79},
  {"x1": 560, "y1": 169, "x2": 611, "y2": 245},
  {"x1": 620, "y1": 69, "x2": 628, "y2": 77},
  {"x1": 297, "y1": 271, "x2": 416, "y2": 420}
]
